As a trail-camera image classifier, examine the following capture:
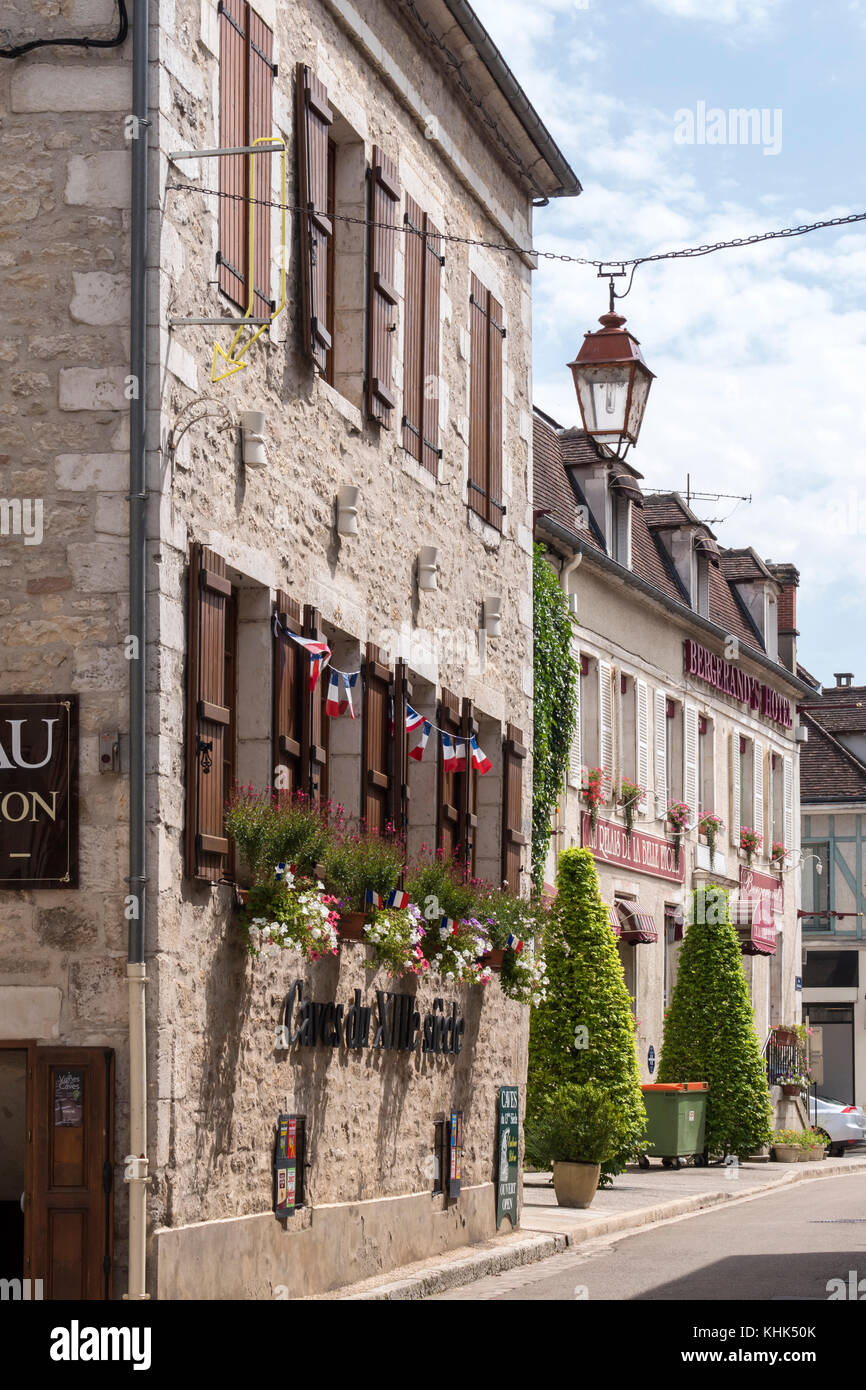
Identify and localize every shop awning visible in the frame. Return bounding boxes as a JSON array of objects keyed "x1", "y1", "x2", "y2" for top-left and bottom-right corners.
[
  {"x1": 615, "y1": 900, "x2": 658, "y2": 944},
  {"x1": 731, "y1": 898, "x2": 777, "y2": 955},
  {"x1": 607, "y1": 902, "x2": 622, "y2": 937}
]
